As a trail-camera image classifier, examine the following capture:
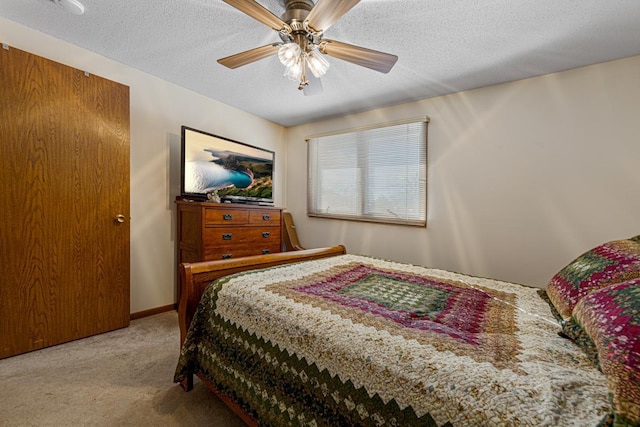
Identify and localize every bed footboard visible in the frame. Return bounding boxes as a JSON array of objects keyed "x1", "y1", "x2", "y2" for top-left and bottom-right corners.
[{"x1": 178, "y1": 245, "x2": 346, "y2": 347}]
